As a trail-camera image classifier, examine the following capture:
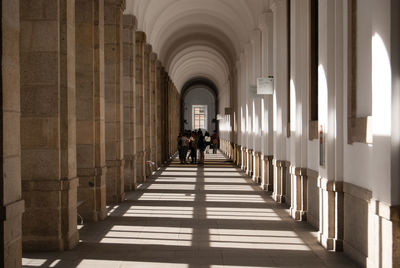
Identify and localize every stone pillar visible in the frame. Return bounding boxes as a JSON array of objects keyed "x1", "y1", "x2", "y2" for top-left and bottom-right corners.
[
  {"x1": 122, "y1": 15, "x2": 137, "y2": 191},
  {"x1": 135, "y1": 31, "x2": 146, "y2": 183},
  {"x1": 161, "y1": 69, "x2": 169, "y2": 163},
  {"x1": 150, "y1": 53, "x2": 157, "y2": 169},
  {"x1": 156, "y1": 61, "x2": 163, "y2": 167},
  {"x1": 263, "y1": 155, "x2": 274, "y2": 191},
  {"x1": 252, "y1": 151, "x2": 261, "y2": 183},
  {"x1": 20, "y1": 0, "x2": 78, "y2": 250},
  {"x1": 144, "y1": 44, "x2": 151, "y2": 176},
  {"x1": 236, "y1": 145, "x2": 241, "y2": 167},
  {"x1": 2, "y1": 0, "x2": 24, "y2": 265},
  {"x1": 75, "y1": 0, "x2": 107, "y2": 222},
  {"x1": 289, "y1": 167, "x2": 308, "y2": 221},
  {"x1": 318, "y1": 179, "x2": 343, "y2": 251},
  {"x1": 272, "y1": 160, "x2": 289, "y2": 203},
  {"x1": 247, "y1": 149, "x2": 253, "y2": 176},
  {"x1": 241, "y1": 147, "x2": 246, "y2": 170},
  {"x1": 104, "y1": 0, "x2": 125, "y2": 204}
]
